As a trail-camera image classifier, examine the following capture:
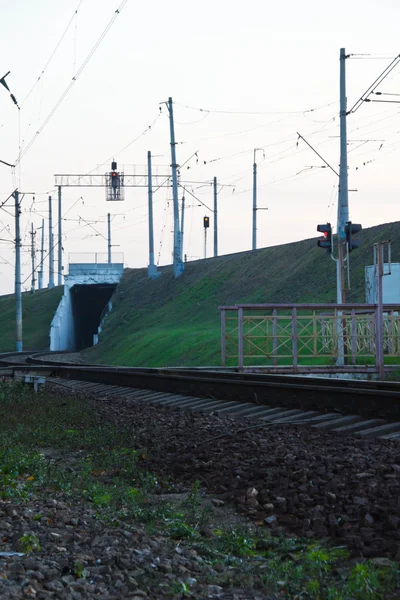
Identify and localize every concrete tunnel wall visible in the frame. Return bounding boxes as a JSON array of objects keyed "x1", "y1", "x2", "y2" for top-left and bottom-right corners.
[{"x1": 50, "y1": 263, "x2": 123, "y2": 351}]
